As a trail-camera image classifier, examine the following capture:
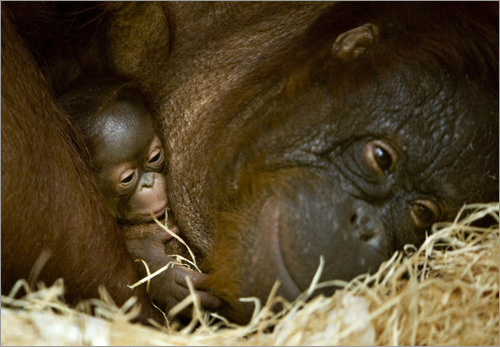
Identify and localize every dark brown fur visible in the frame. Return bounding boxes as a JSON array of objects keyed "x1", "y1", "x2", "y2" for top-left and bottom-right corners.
[{"x1": 2, "y1": 2, "x2": 498, "y2": 323}]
